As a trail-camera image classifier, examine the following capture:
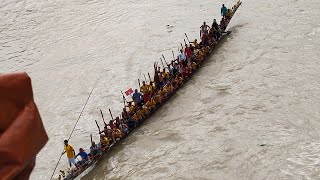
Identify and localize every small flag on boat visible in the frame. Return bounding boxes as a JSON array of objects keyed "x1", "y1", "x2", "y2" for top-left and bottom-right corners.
[{"x1": 125, "y1": 88, "x2": 133, "y2": 96}]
